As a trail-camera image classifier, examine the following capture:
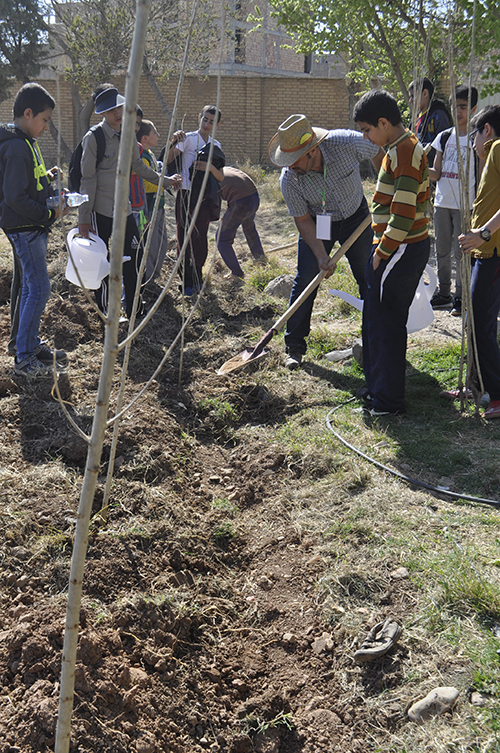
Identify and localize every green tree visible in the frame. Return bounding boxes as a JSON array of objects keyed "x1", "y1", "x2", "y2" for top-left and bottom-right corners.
[
  {"x1": 50, "y1": 0, "x2": 217, "y2": 140},
  {"x1": 0, "y1": 0, "x2": 49, "y2": 100},
  {"x1": 262, "y1": 0, "x2": 500, "y2": 101}
]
